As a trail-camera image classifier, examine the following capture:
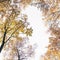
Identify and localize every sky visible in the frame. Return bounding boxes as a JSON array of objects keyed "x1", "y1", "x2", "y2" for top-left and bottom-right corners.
[
  {"x1": 21, "y1": 5, "x2": 50, "y2": 60},
  {"x1": 0, "y1": 5, "x2": 50, "y2": 60}
]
